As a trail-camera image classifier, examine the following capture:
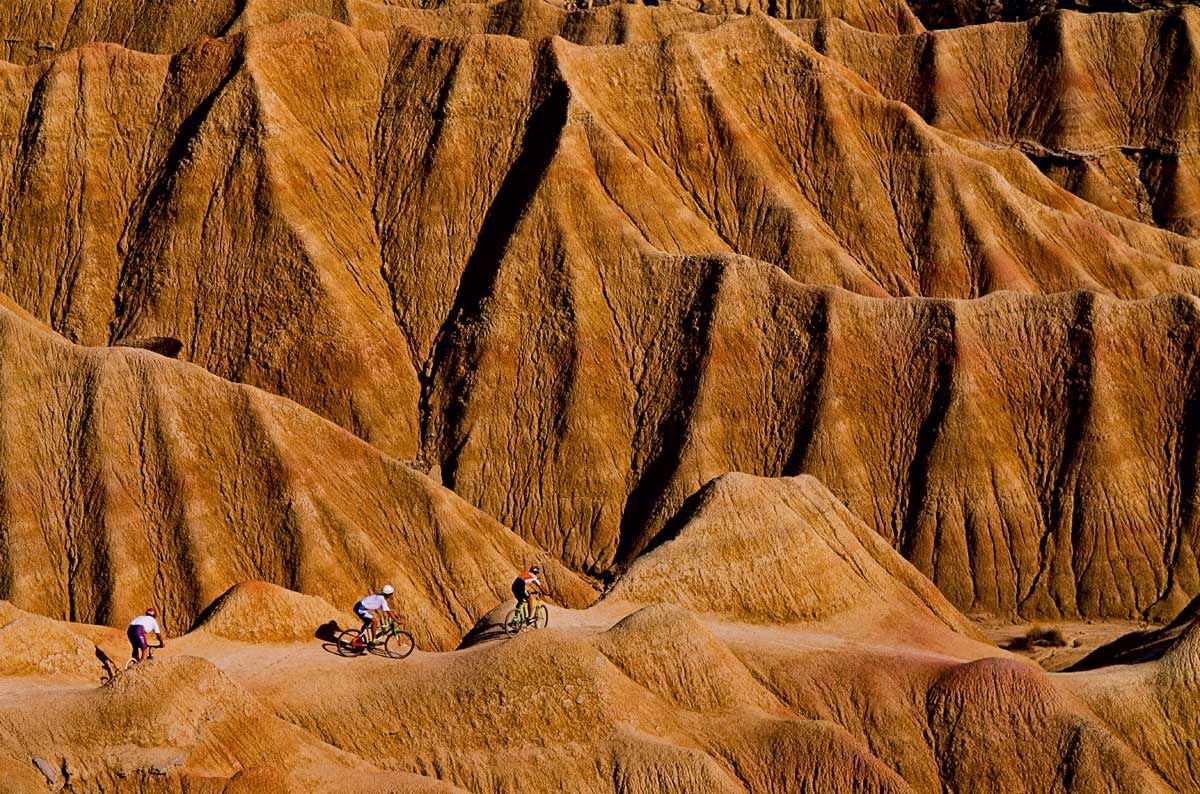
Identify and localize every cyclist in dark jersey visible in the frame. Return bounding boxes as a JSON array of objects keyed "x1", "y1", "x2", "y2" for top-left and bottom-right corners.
[{"x1": 511, "y1": 566, "x2": 545, "y2": 624}]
